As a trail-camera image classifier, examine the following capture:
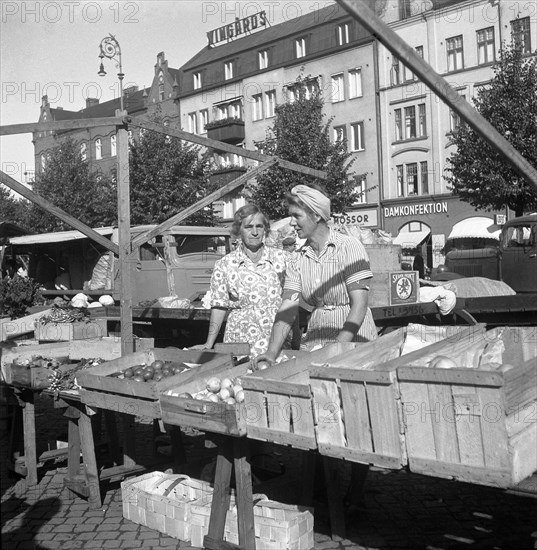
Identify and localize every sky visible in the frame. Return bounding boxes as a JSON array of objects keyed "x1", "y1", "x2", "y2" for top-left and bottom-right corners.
[{"x1": 1, "y1": 0, "x2": 334, "y2": 190}]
